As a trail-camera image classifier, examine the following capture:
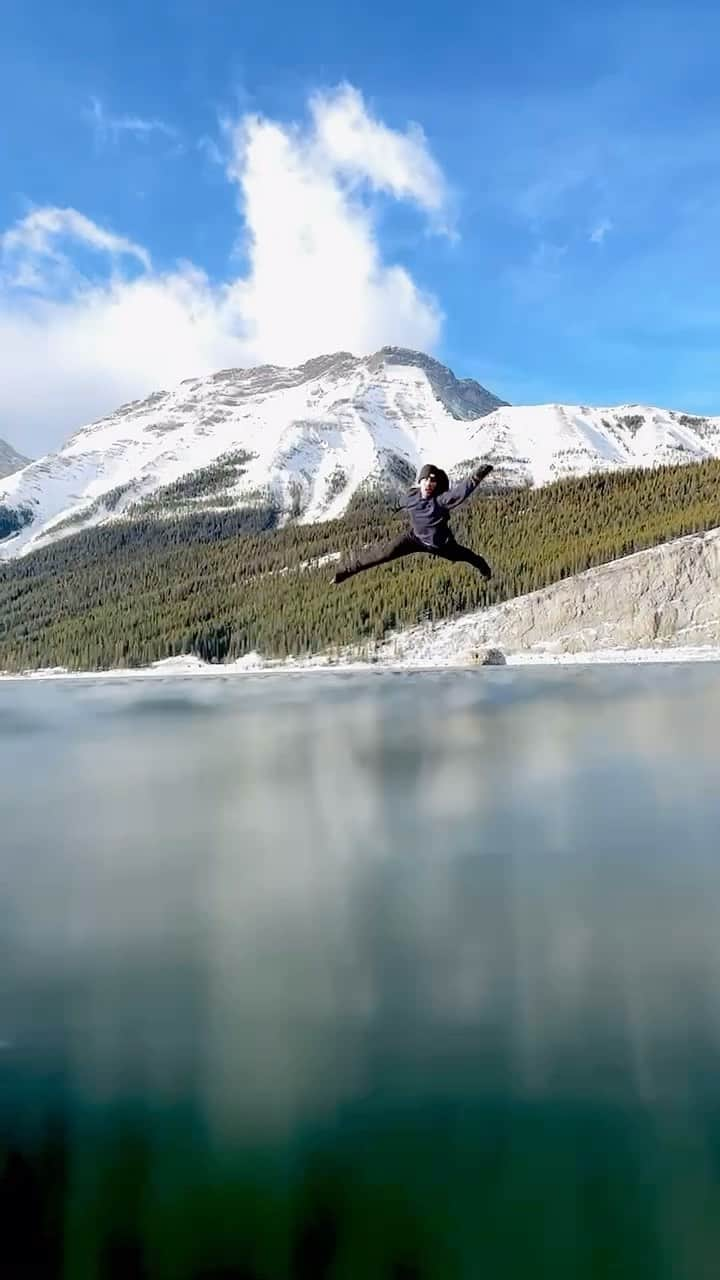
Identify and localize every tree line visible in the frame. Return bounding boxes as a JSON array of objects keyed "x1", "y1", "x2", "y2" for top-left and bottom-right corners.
[{"x1": 1, "y1": 459, "x2": 720, "y2": 671}]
